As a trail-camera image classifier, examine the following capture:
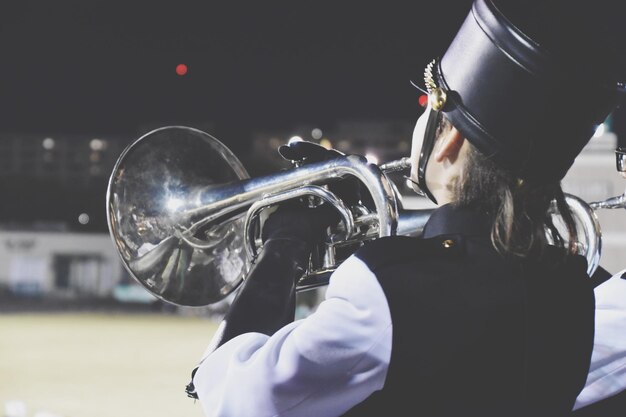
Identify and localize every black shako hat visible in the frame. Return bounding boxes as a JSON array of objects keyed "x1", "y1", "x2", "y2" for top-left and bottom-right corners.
[{"x1": 425, "y1": 0, "x2": 621, "y2": 183}]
